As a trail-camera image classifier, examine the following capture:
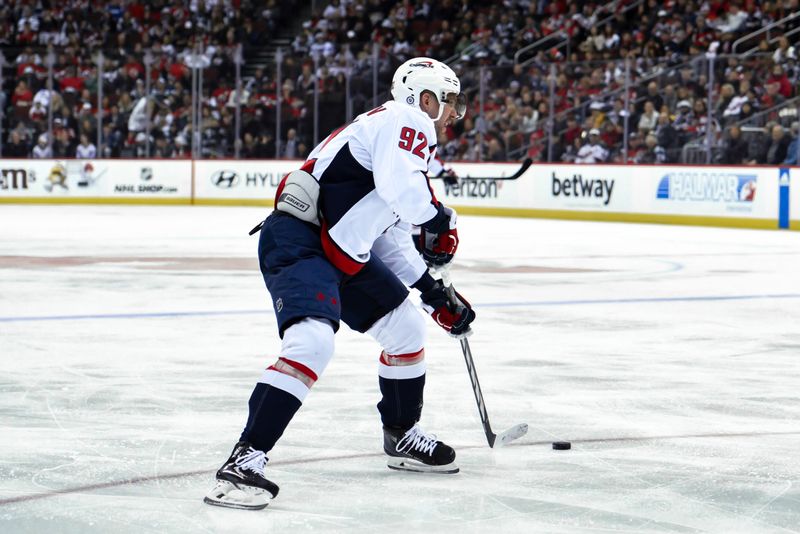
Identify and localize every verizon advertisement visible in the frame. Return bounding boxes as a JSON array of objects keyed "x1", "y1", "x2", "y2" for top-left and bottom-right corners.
[
  {"x1": 0, "y1": 159, "x2": 191, "y2": 200},
  {"x1": 194, "y1": 160, "x2": 299, "y2": 202},
  {"x1": 431, "y1": 162, "x2": 534, "y2": 208}
]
